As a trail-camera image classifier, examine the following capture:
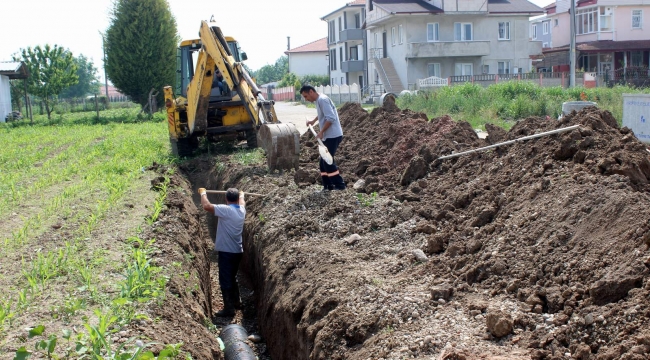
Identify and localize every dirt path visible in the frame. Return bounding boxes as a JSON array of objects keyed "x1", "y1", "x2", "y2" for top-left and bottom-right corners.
[{"x1": 273, "y1": 101, "x2": 316, "y2": 135}]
